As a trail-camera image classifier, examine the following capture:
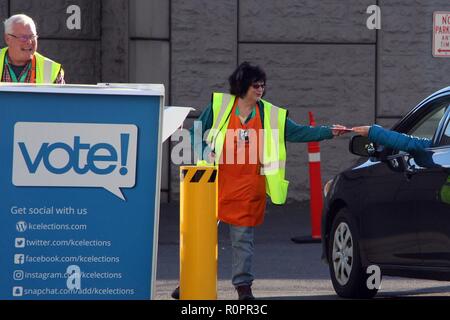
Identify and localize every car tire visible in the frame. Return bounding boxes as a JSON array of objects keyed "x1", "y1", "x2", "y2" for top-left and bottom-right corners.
[{"x1": 328, "y1": 208, "x2": 379, "y2": 299}]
